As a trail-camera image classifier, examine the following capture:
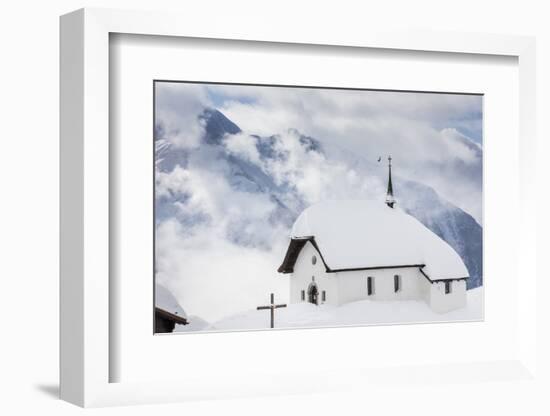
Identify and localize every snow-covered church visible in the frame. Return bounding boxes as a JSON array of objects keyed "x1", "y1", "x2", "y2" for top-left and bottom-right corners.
[{"x1": 278, "y1": 157, "x2": 469, "y2": 313}]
